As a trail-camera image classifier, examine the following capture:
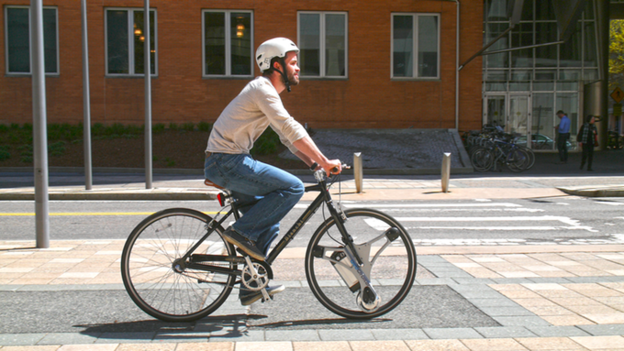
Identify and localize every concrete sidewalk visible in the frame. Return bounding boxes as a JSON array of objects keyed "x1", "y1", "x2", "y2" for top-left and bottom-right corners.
[
  {"x1": 1, "y1": 240, "x2": 623, "y2": 350},
  {"x1": 0, "y1": 175, "x2": 622, "y2": 201}
]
